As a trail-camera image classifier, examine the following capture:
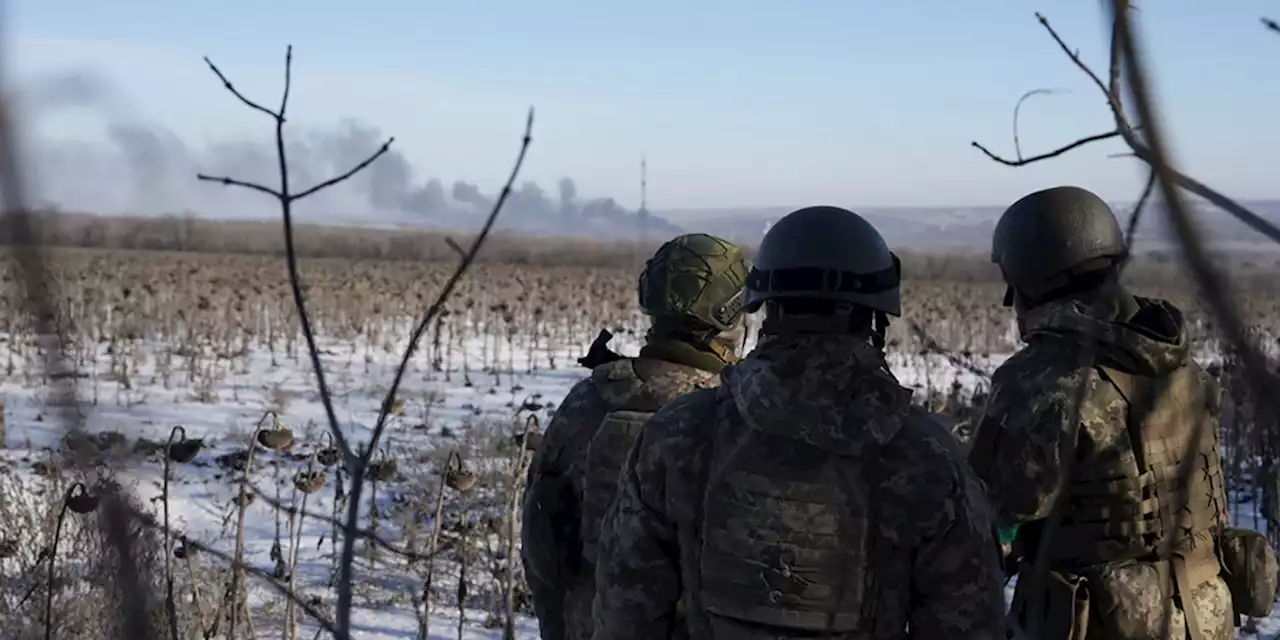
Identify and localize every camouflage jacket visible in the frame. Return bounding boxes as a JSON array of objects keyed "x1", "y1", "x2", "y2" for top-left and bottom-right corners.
[
  {"x1": 967, "y1": 296, "x2": 1234, "y2": 640},
  {"x1": 521, "y1": 344, "x2": 720, "y2": 640},
  {"x1": 968, "y1": 295, "x2": 1225, "y2": 529},
  {"x1": 592, "y1": 334, "x2": 1007, "y2": 640}
]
